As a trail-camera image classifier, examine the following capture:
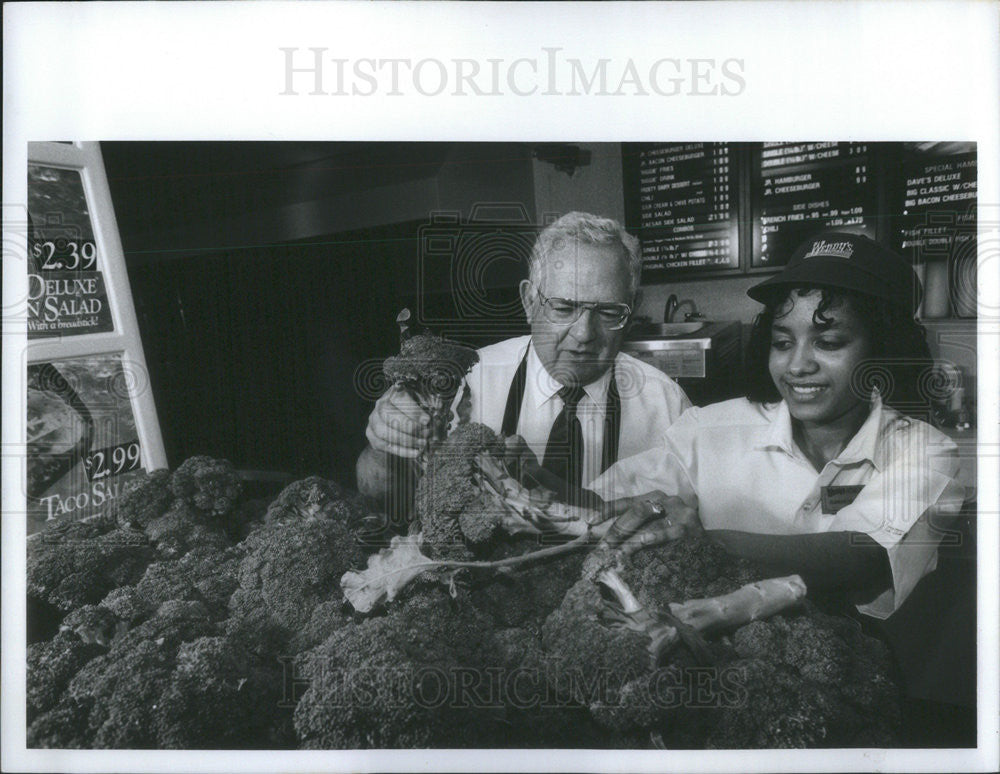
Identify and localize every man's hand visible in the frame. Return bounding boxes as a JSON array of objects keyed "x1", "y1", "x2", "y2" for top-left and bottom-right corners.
[
  {"x1": 365, "y1": 385, "x2": 432, "y2": 459},
  {"x1": 599, "y1": 491, "x2": 702, "y2": 555}
]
